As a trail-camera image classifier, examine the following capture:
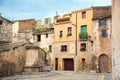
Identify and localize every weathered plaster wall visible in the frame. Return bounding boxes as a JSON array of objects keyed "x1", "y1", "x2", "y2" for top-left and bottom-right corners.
[
  {"x1": 0, "y1": 44, "x2": 46, "y2": 75},
  {"x1": 53, "y1": 41, "x2": 94, "y2": 71},
  {"x1": 112, "y1": 0, "x2": 120, "y2": 79},
  {"x1": 25, "y1": 50, "x2": 39, "y2": 66},
  {"x1": 0, "y1": 46, "x2": 26, "y2": 74},
  {"x1": 12, "y1": 21, "x2": 19, "y2": 42}
]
